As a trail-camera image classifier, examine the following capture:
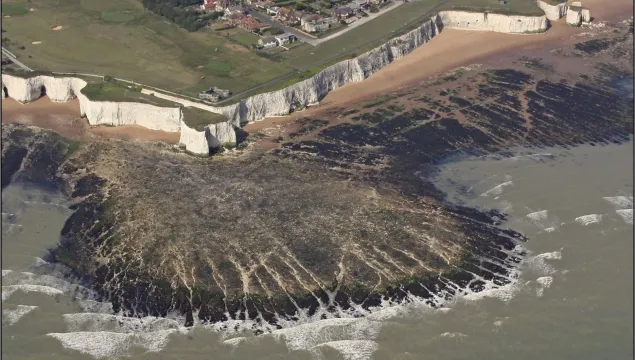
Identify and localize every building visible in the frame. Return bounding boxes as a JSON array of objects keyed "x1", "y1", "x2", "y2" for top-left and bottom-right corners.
[
  {"x1": 277, "y1": 7, "x2": 303, "y2": 24},
  {"x1": 266, "y1": 6, "x2": 279, "y2": 15},
  {"x1": 198, "y1": 87, "x2": 232, "y2": 103},
  {"x1": 253, "y1": 0, "x2": 274, "y2": 8},
  {"x1": 242, "y1": 16, "x2": 269, "y2": 31},
  {"x1": 224, "y1": 5, "x2": 244, "y2": 16},
  {"x1": 201, "y1": 0, "x2": 229, "y2": 11},
  {"x1": 274, "y1": 33, "x2": 298, "y2": 45},
  {"x1": 348, "y1": 0, "x2": 369, "y2": 12},
  {"x1": 258, "y1": 36, "x2": 278, "y2": 48},
  {"x1": 301, "y1": 14, "x2": 332, "y2": 33},
  {"x1": 332, "y1": 7, "x2": 354, "y2": 20}
]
